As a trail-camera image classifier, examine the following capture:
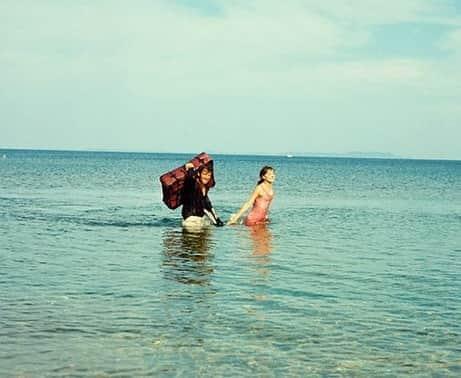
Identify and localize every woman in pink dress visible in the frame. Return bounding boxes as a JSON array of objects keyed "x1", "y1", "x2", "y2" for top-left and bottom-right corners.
[{"x1": 227, "y1": 166, "x2": 275, "y2": 226}]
